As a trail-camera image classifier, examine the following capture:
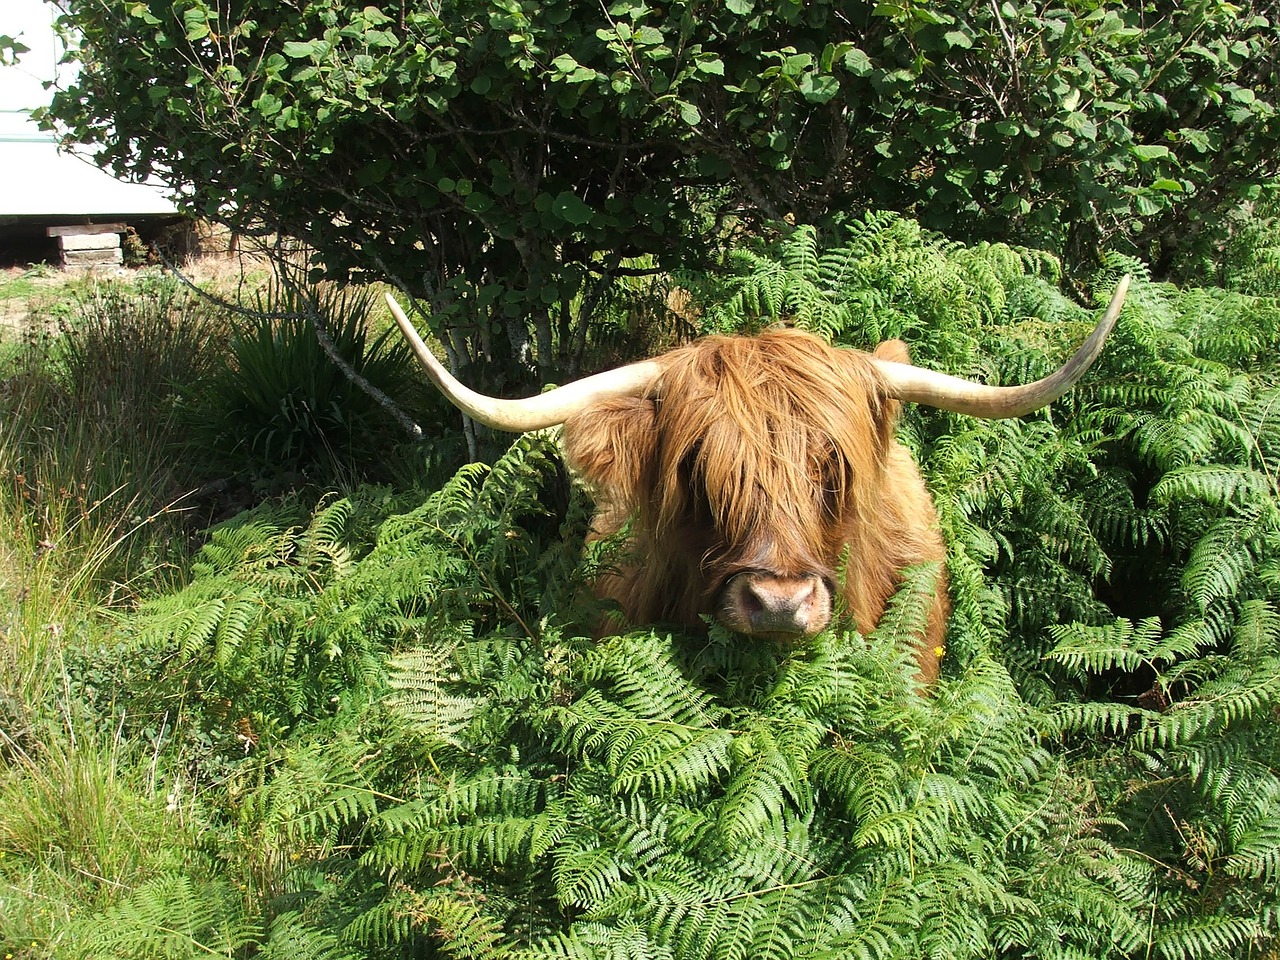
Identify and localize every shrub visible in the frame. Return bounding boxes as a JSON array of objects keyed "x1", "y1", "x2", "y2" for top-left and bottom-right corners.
[
  {"x1": 188, "y1": 283, "x2": 432, "y2": 485},
  {"x1": 43, "y1": 0, "x2": 1280, "y2": 379}
]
